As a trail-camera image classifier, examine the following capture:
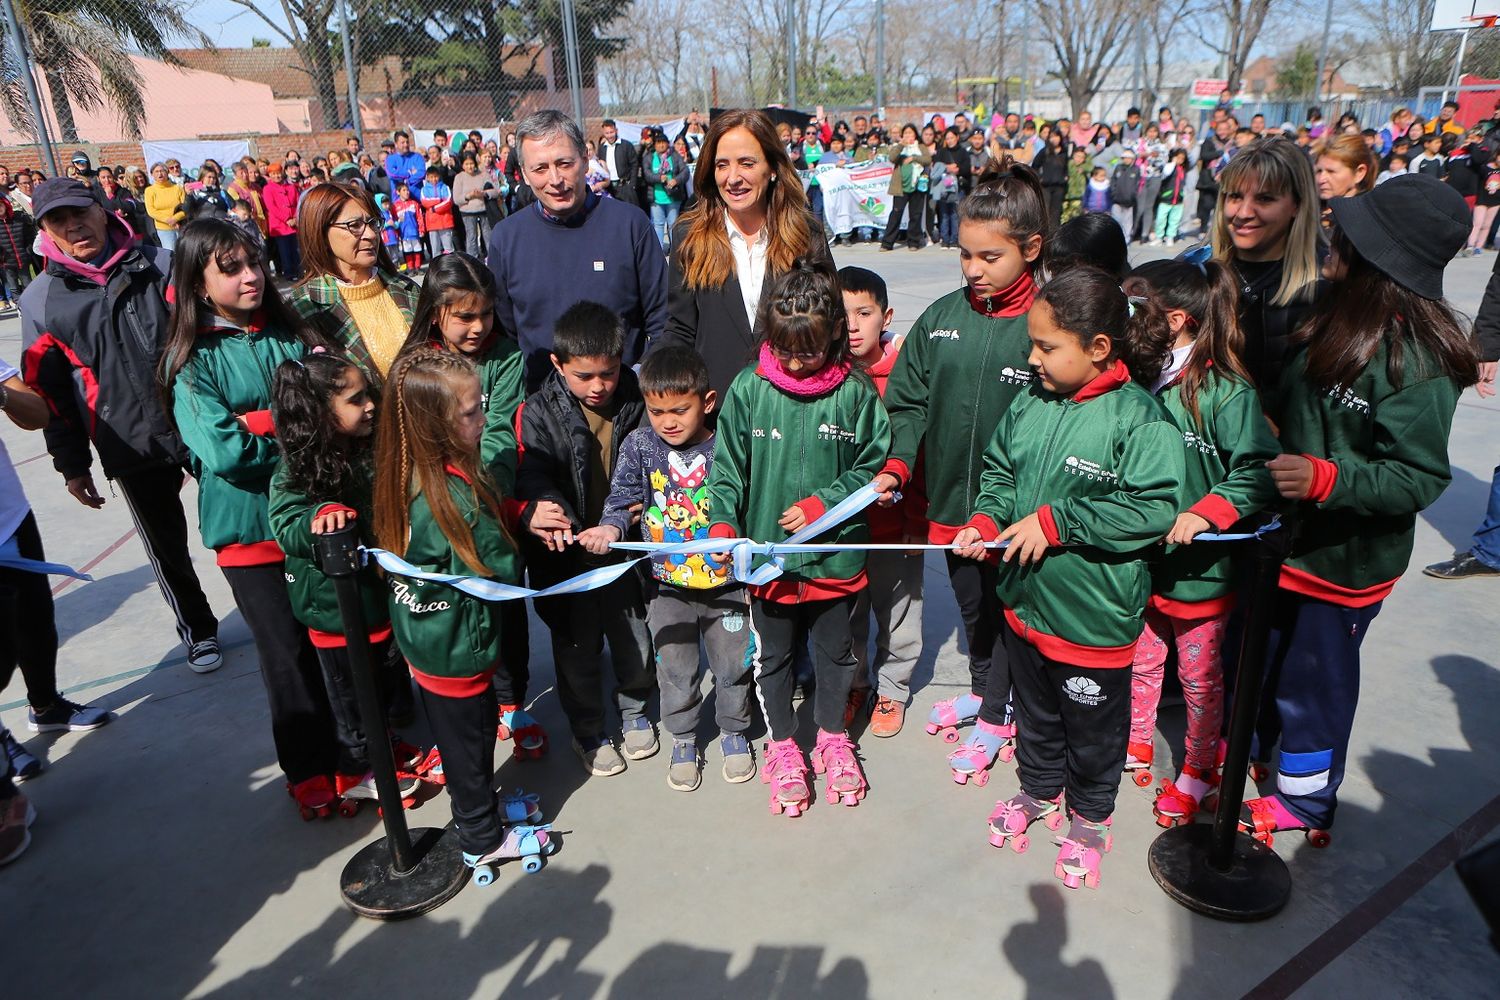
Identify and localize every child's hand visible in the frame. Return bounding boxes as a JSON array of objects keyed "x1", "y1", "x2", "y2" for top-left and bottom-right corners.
[
  {"x1": 950, "y1": 526, "x2": 988, "y2": 560},
  {"x1": 577, "y1": 525, "x2": 621, "y2": 556},
  {"x1": 778, "y1": 505, "x2": 808, "y2": 533},
  {"x1": 1165, "y1": 511, "x2": 1213, "y2": 545},
  {"x1": 311, "y1": 509, "x2": 356, "y2": 534},
  {"x1": 528, "y1": 501, "x2": 575, "y2": 551},
  {"x1": 627, "y1": 501, "x2": 644, "y2": 526},
  {"x1": 998, "y1": 513, "x2": 1051, "y2": 565},
  {"x1": 872, "y1": 472, "x2": 901, "y2": 507},
  {"x1": 1267, "y1": 454, "x2": 1314, "y2": 500}
]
